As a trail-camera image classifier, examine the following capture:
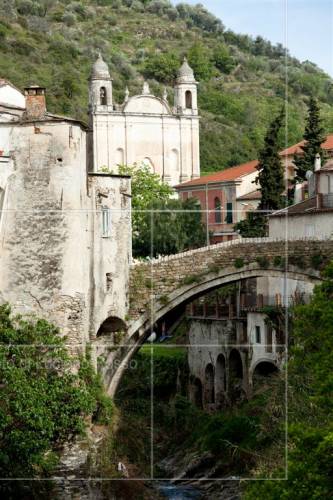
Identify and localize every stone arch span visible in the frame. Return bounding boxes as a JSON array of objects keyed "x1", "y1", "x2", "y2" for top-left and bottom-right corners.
[{"x1": 107, "y1": 264, "x2": 321, "y2": 396}]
